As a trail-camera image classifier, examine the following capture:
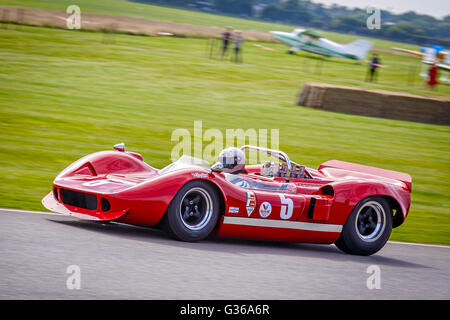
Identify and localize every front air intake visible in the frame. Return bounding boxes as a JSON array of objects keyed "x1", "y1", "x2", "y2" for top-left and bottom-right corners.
[
  {"x1": 60, "y1": 188, "x2": 97, "y2": 211},
  {"x1": 101, "y1": 197, "x2": 111, "y2": 212}
]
